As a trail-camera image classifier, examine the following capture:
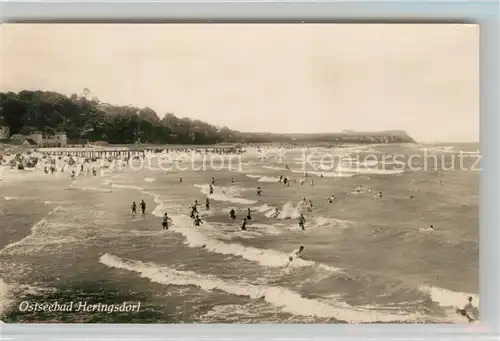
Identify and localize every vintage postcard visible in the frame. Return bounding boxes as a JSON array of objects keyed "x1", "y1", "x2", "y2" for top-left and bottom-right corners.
[{"x1": 0, "y1": 24, "x2": 479, "y2": 323}]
